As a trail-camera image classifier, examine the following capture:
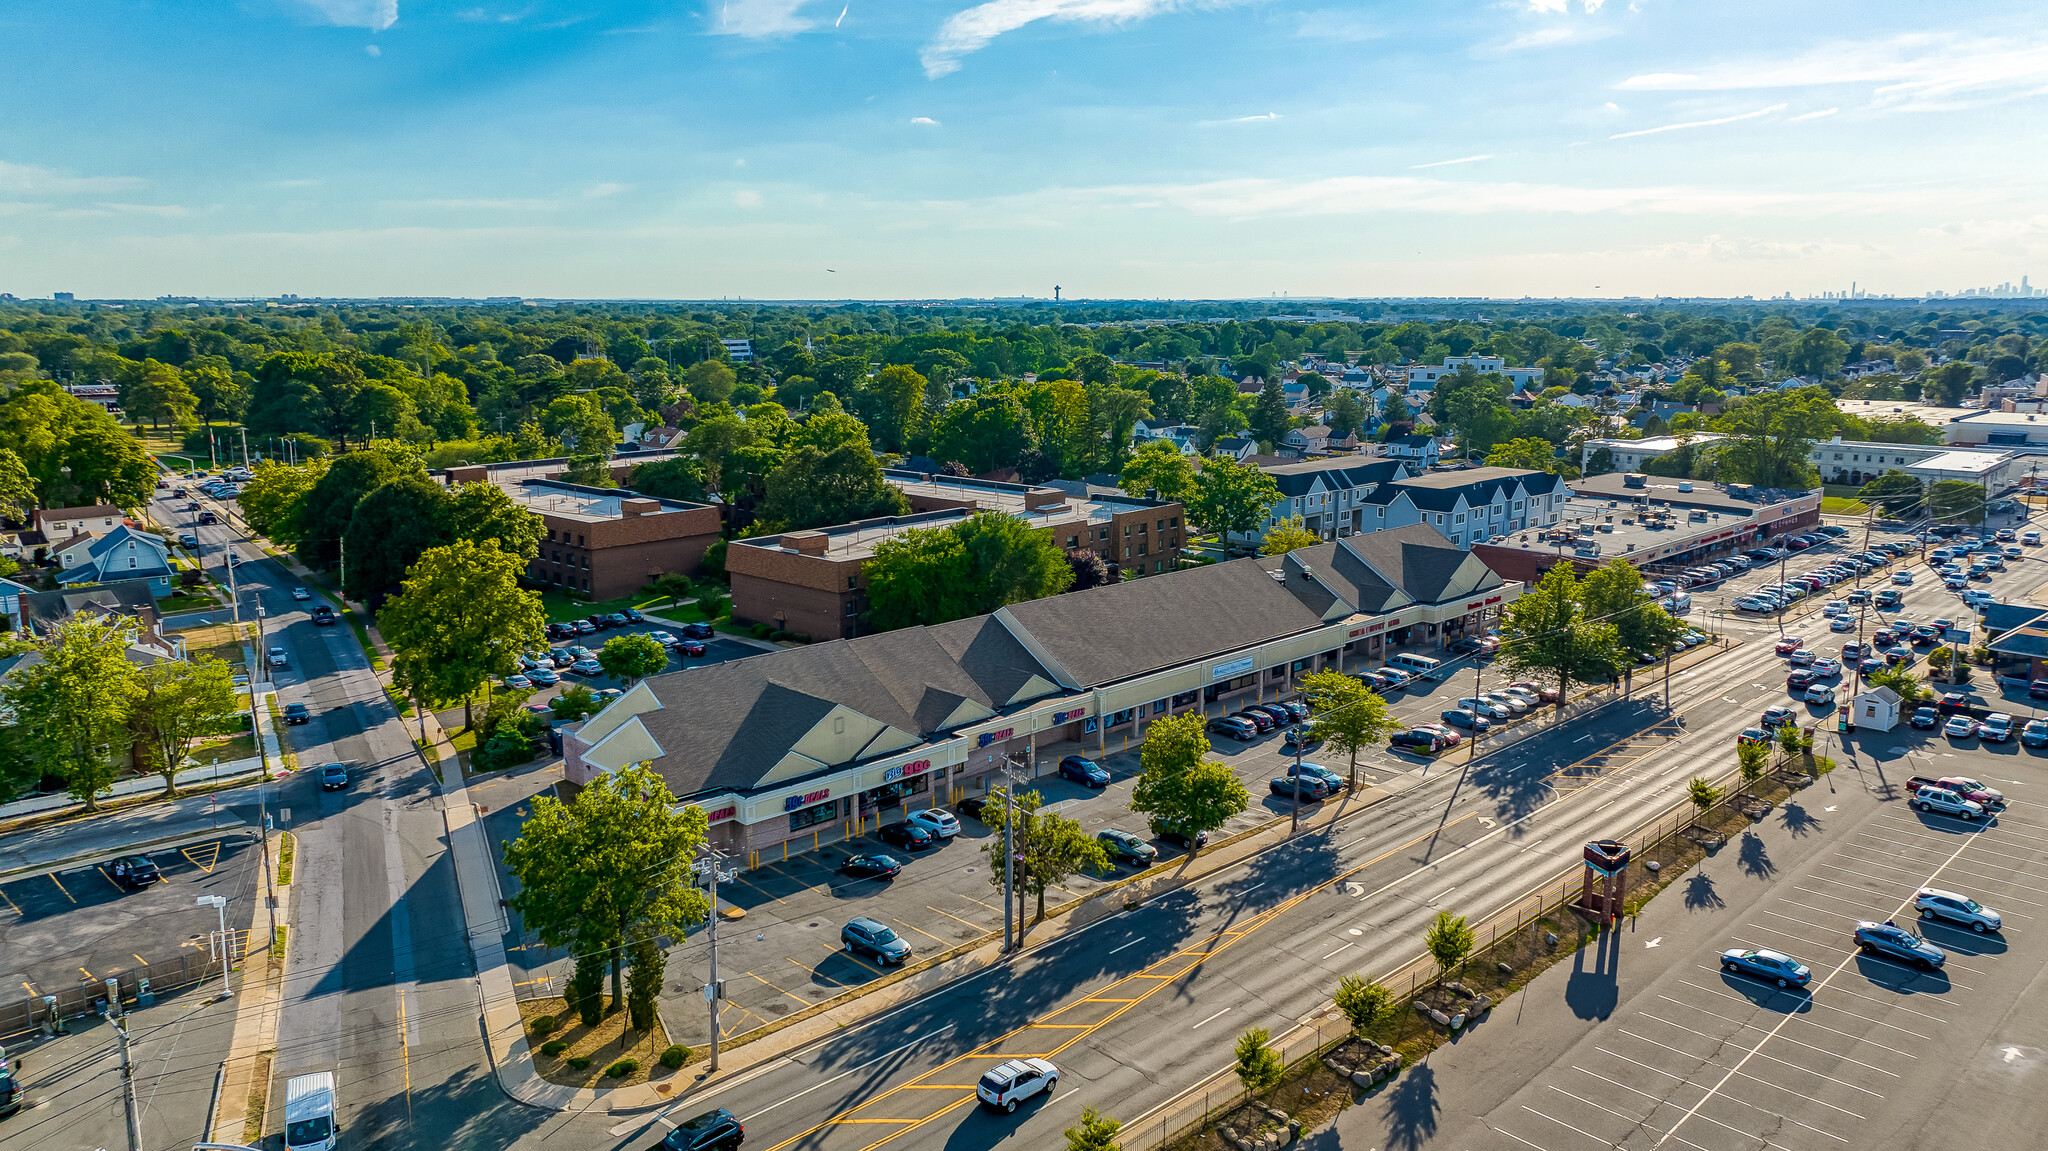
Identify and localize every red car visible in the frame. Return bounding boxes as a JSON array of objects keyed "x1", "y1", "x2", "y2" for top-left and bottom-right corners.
[
  {"x1": 1773, "y1": 636, "x2": 1805, "y2": 656},
  {"x1": 1507, "y1": 680, "x2": 1559, "y2": 703},
  {"x1": 679, "y1": 639, "x2": 707, "y2": 657}
]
